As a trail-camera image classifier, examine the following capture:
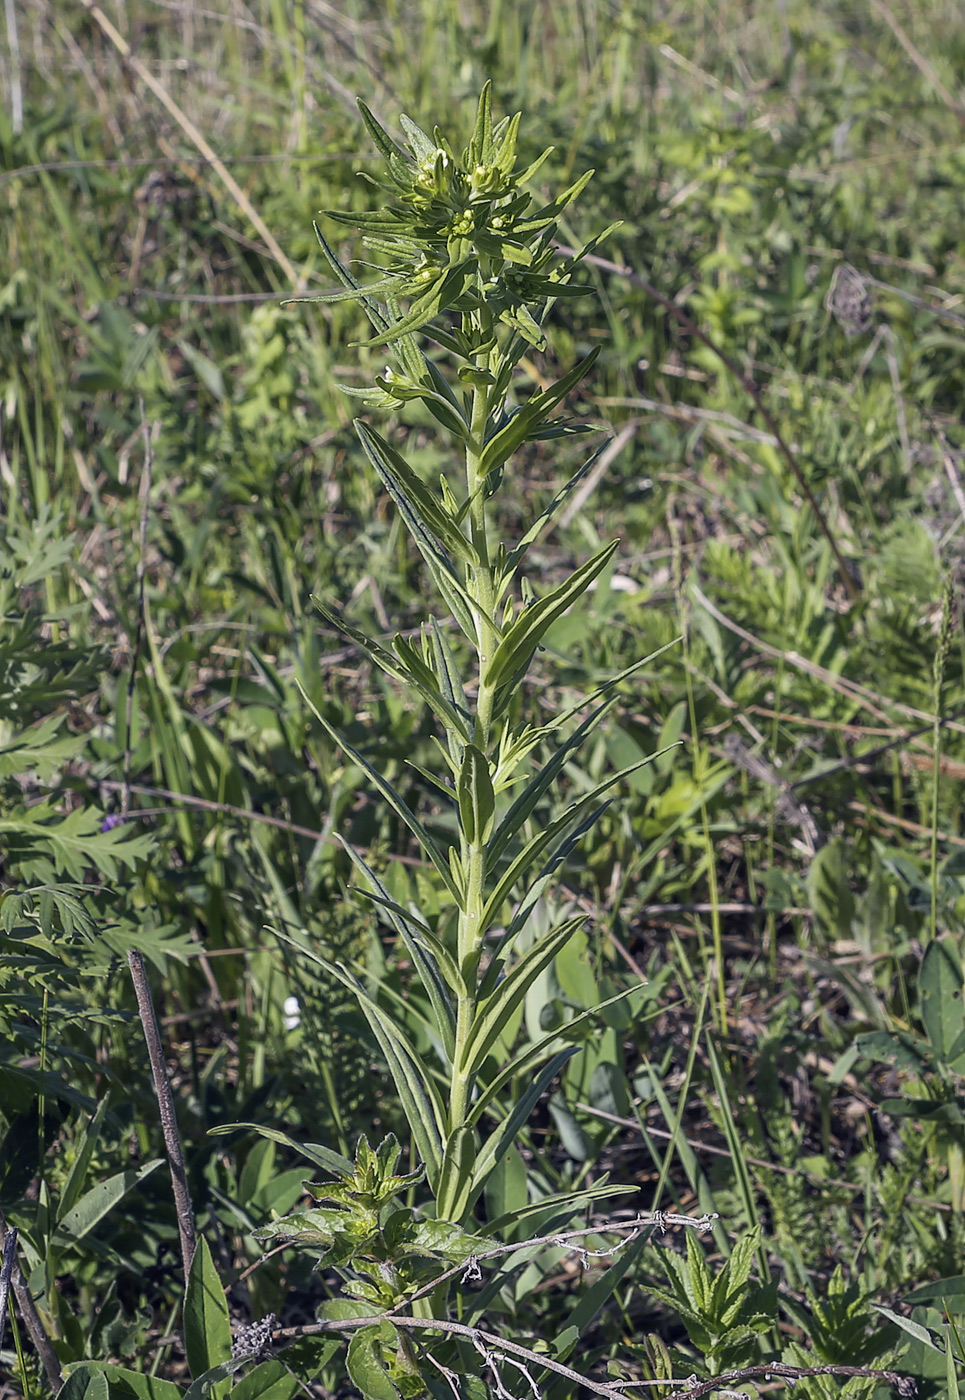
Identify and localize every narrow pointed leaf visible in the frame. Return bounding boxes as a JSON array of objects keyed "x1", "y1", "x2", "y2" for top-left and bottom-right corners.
[
  {"x1": 53, "y1": 1159, "x2": 163, "y2": 1245},
  {"x1": 481, "y1": 752, "x2": 668, "y2": 929},
  {"x1": 207, "y1": 1123, "x2": 352, "y2": 1175},
  {"x1": 357, "y1": 422, "x2": 478, "y2": 565},
  {"x1": 353, "y1": 429, "x2": 485, "y2": 642},
  {"x1": 485, "y1": 540, "x2": 619, "y2": 695},
  {"x1": 184, "y1": 1236, "x2": 232, "y2": 1382},
  {"x1": 478, "y1": 348, "x2": 600, "y2": 480},
  {"x1": 299, "y1": 951, "x2": 445, "y2": 1182},
  {"x1": 297, "y1": 683, "x2": 461, "y2": 903},
  {"x1": 458, "y1": 917, "x2": 585, "y2": 1077},
  {"x1": 436, "y1": 1125, "x2": 477, "y2": 1222},
  {"x1": 466, "y1": 986, "x2": 639, "y2": 1132},
  {"x1": 457, "y1": 744, "x2": 495, "y2": 846},
  {"x1": 338, "y1": 837, "x2": 457, "y2": 1055},
  {"x1": 313, "y1": 598, "x2": 470, "y2": 740},
  {"x1": 468, "y1": 1049, "x2": 577, "y2": 1198}
]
